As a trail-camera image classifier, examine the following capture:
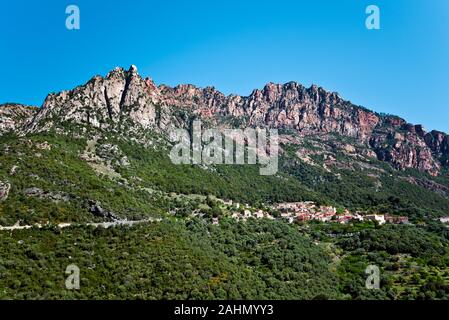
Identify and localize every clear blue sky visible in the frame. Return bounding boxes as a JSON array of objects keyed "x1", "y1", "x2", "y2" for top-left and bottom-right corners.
[{"x1": 1, "y1": 0, "x2": 448, "y2": 132}]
